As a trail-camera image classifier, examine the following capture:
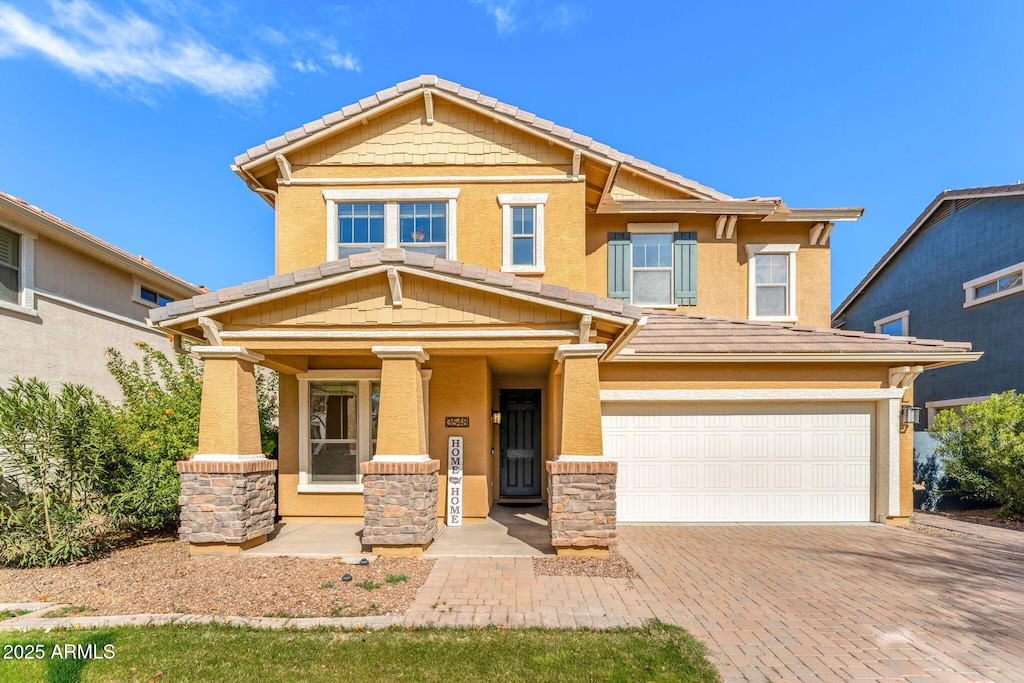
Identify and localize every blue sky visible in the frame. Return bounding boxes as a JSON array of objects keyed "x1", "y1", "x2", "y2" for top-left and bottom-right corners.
[{"x1": 0, "y1": 1, "x2": 1021, "y2": 310}]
